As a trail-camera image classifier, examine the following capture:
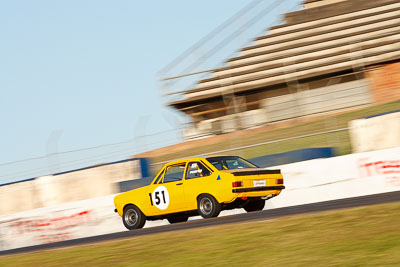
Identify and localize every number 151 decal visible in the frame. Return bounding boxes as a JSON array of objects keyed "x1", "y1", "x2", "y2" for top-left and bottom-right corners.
[{"x1": 150, "y1": 186, "x2": 170, "y2": 210}]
